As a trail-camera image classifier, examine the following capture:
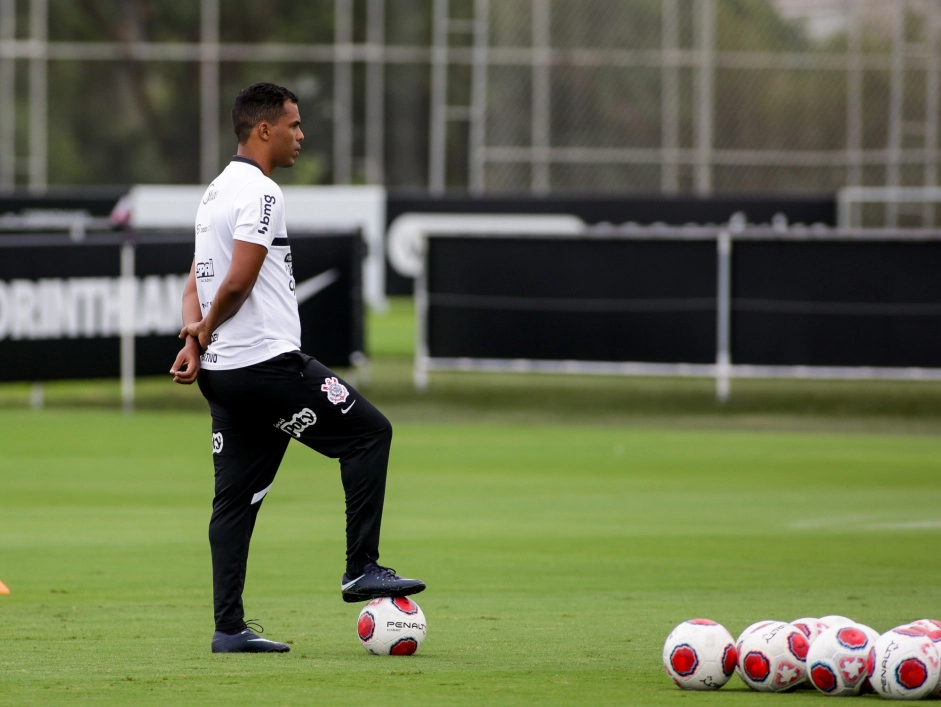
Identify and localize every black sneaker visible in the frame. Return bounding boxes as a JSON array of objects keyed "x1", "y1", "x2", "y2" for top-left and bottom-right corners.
[
  {"x1": 341, "y1": 562, "x2": 426, "y2": 603},
  {"x1": 211, "y1": 622, "x2": 290, "y2": 653}
]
